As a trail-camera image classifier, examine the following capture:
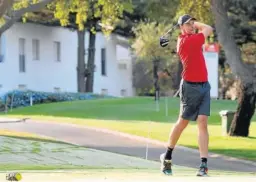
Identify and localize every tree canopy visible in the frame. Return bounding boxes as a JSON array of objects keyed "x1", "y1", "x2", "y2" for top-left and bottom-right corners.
[{"x1": 0, "y1": 0, "x2": 134, "y2": 36}]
